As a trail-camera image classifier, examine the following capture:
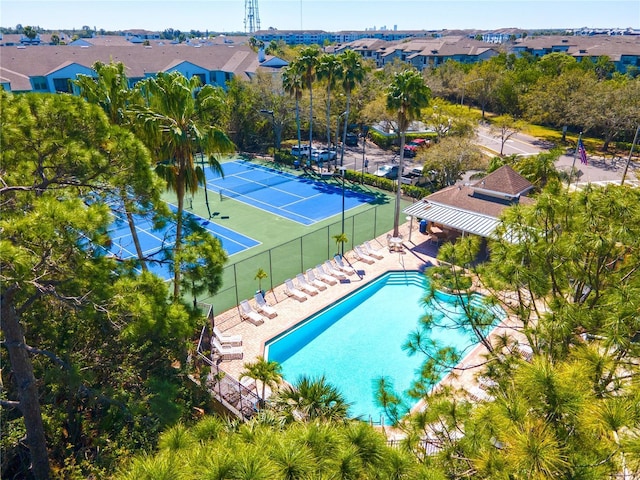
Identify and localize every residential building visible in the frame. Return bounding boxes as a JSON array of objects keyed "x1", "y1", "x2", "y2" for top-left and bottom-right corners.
[
  {"x1": 511, "y1": 35, "x2": 640, "y2": 74},
  {"x1": 0, "y1": 42, "x2": 287, "y2": 93},
  {"x1": 335, "y1": 36, "x2": 500, "y2": 70}
]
